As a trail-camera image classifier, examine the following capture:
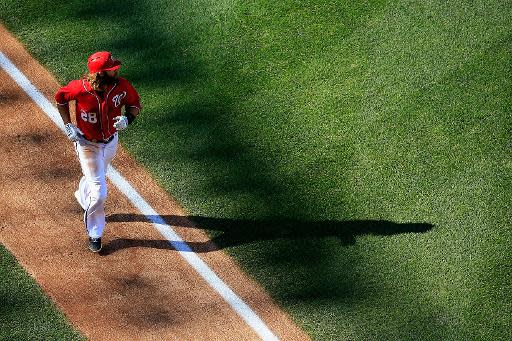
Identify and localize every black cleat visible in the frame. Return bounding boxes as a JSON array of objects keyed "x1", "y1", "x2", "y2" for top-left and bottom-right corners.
[{"x1": 88, "y1": 237, "x2": 102, "y2": 253}]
